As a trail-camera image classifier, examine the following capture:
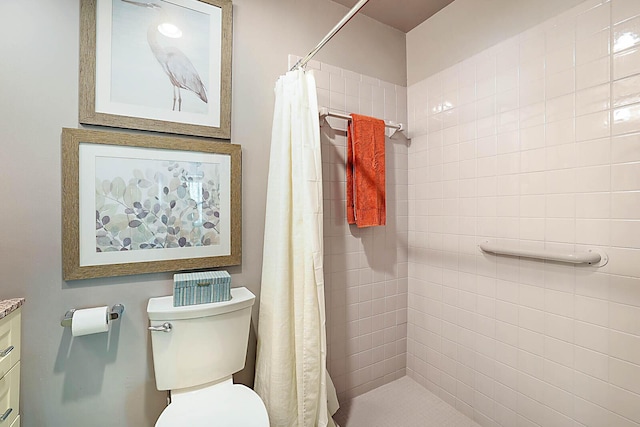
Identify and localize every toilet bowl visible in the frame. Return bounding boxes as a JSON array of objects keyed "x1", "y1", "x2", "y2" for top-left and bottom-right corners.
[
  {"x1": 147, "y1": 287, "x2": 270, "y2": 427},
  {"x1": 155, "y1": 378, "x2": 268, "y2": 427}
]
